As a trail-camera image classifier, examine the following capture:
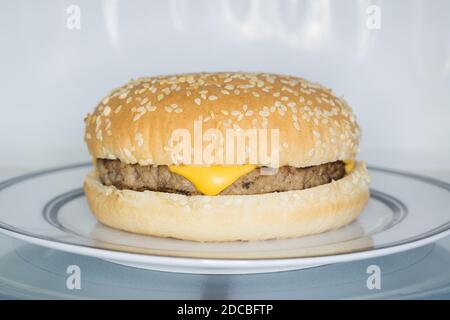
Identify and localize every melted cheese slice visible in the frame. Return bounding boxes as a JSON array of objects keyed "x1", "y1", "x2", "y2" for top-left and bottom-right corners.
[
  {"x1": 168, "y1": 165, "x2": 256, "y2": 195},
  {"x1": 344, "y1": 160, "x2": 355, "y2": 174}
]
